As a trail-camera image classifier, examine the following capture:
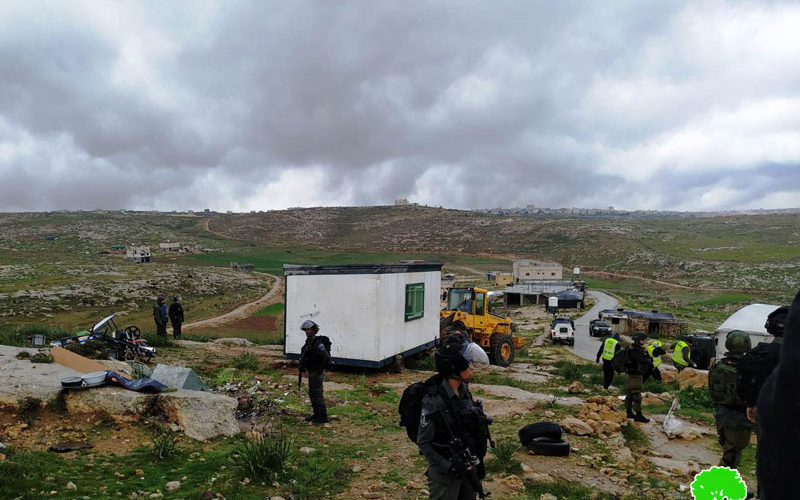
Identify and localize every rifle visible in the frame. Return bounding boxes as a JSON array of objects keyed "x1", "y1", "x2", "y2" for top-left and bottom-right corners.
[
  {"x1": 298, "y1": 358, "x2": 304, "y2": 390},
  {"x1": 434, "y1": 407, "x2": 491, "y2": 499}
]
